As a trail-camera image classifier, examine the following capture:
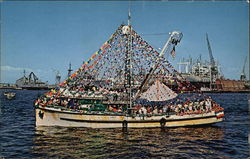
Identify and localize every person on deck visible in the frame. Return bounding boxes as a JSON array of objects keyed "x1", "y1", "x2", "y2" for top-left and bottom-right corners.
[
  {"x1": 153, "y1": 107, "x2": 158, "y2": 114},
  {"x1": 68, "y1": 99, "x2": 74, "y2": 109}
]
